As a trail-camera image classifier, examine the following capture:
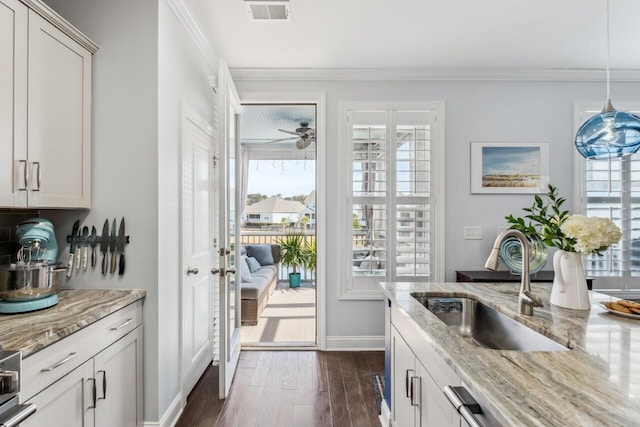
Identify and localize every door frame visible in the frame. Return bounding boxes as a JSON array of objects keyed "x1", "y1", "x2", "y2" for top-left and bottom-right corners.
[{"x1": 239, "y1": 91, "x2": 327, "y2": 350}]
